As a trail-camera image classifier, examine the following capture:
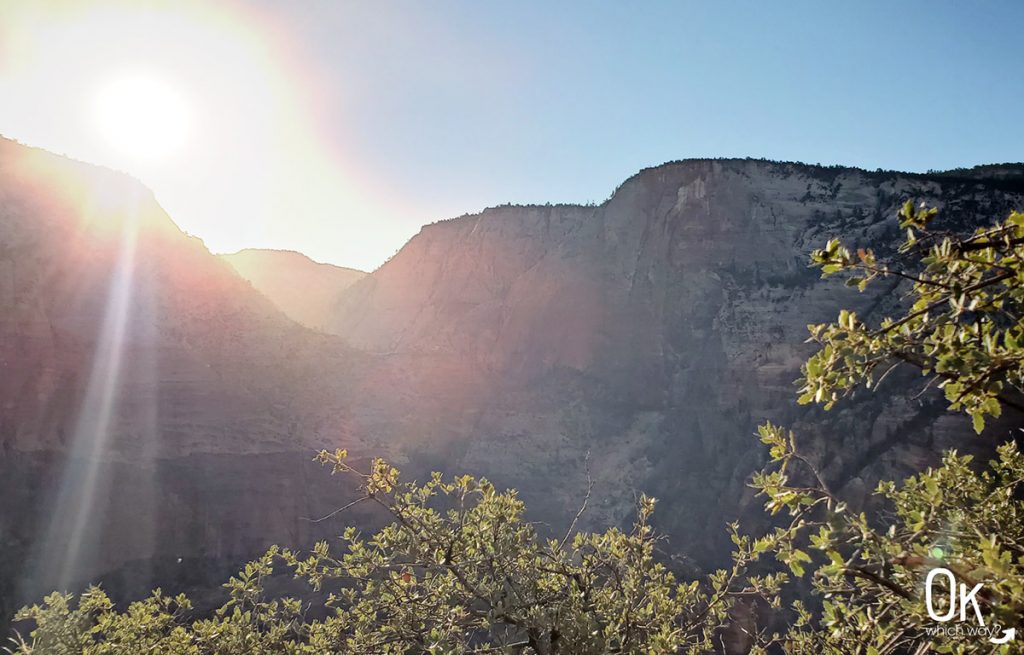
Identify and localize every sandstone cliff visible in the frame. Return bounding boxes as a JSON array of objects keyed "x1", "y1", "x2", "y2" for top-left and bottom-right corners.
[{"x1": 327, "y1": 159, "x2": 1024, "y2": 563}]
